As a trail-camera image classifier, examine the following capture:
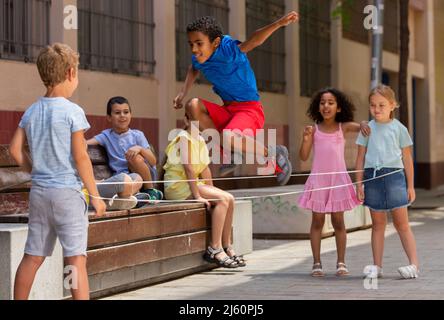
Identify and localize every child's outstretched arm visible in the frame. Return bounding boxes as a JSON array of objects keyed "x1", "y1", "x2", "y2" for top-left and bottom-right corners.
[
  {"x1": 402, "y1": 147, "x2": 416, "y2": 203},
  {"x1": 86, "y1": 138, "x2": 100, "y2": 146},
  {"x1": 343, "y1": 122, "x2": 371, "y2": 136},
  {"x1": 9, "y1": 128, "x2": 32, "y2": 173},
  {"x1": 299, "y1": 125, "x2": 314, "y2": 161},
  {"x1": 72, "y1": 130, "x2": 106, "y2": 217},
  {"x1": 174, "y1": 65, "x2": 200, "y2": 109},
  {"x1": 239, "y1": 11, "x2": 298, "y2": 53},
  {"x1": 355, "y1": 146, "x2": 367, "y2": 202}
]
